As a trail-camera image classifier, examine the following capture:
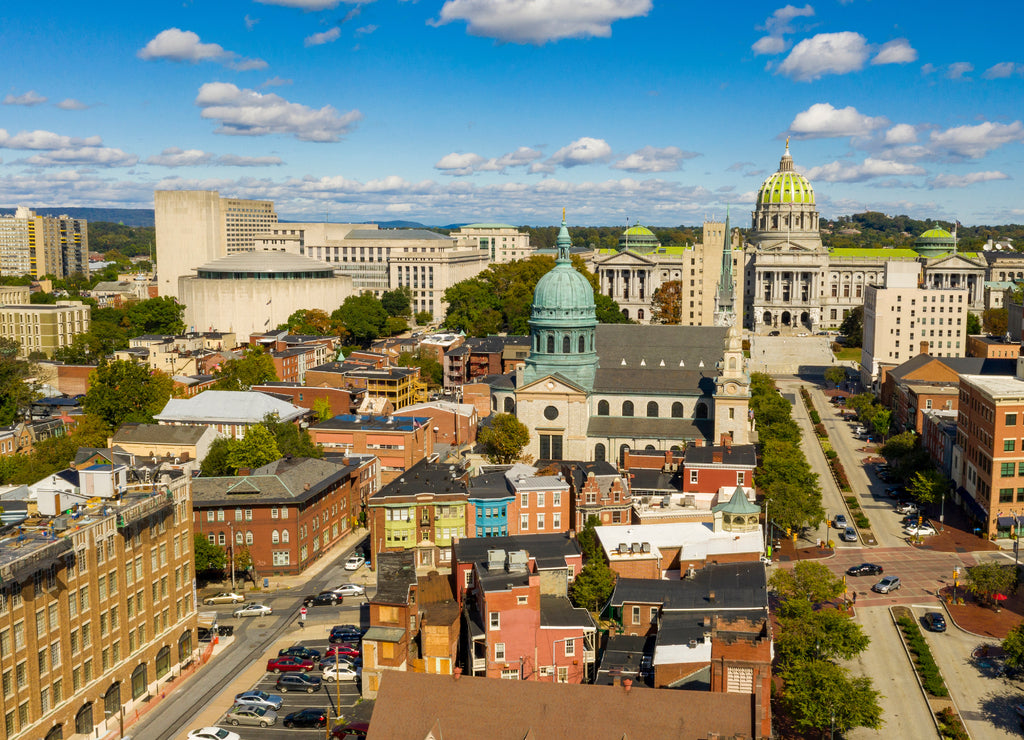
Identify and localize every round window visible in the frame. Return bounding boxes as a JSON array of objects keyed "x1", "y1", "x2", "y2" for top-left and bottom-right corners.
[{"x1": 544, "y1": 406, "x2": 559, "y2": 420}]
